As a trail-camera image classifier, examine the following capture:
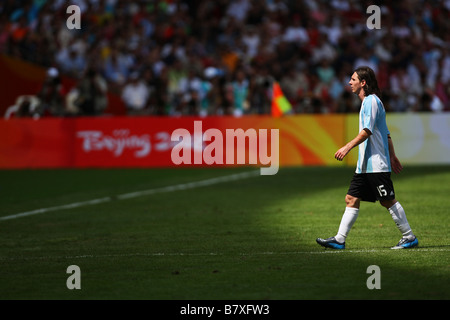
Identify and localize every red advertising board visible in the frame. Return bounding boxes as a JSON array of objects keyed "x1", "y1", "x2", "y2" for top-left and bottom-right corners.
[
  {"x1": 0, "y1": 115, "x2": 346, "y2": 169},
  {"x1": 0, "y1": 118, "x2": 73, "y2": 168},
  {"x1": 74, "y1": 117, "x2": 178, "y2": 167}
]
